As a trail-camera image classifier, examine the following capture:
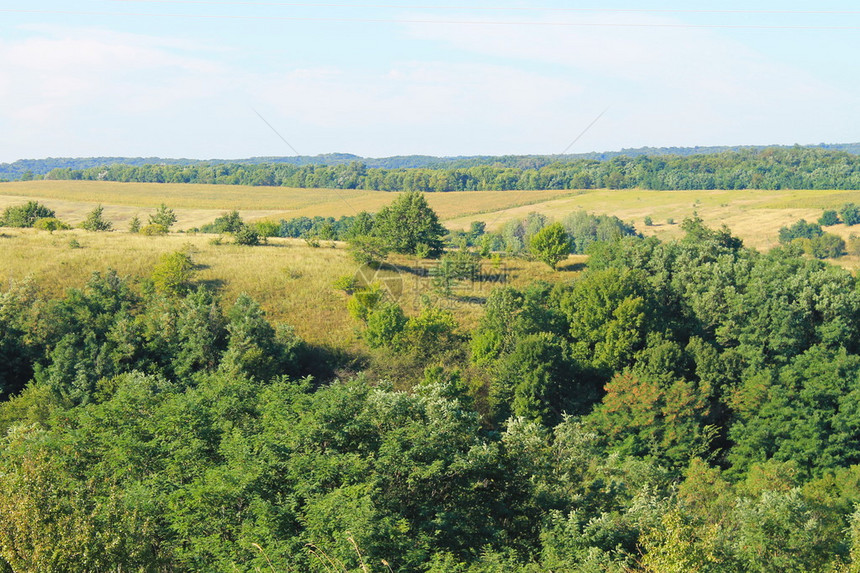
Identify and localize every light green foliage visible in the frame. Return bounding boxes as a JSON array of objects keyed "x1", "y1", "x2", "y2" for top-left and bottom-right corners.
[
  {"x1": 151, "y1": 251, "x2": 194, "y2": 294},
  {"x1": 80, "y1": 204, "x2": 113, "y2": 231},
  {"x1": 348, "y1": 233, "x2": 390, "y2": 265},
  {"x1": 128, "y1": 215, "x2": 141, "y2": 233},
  {"x1": 363, "y1": 301, "x2": 407, "y2": 349},
  {"x1": 562, "y1": 210, "x2": 638, "y2": 254},
  {"x1": 346, "y1": 284, "x2": 384, "y2": 322},
  {"x1": 33, "y1": 217, "x2": 71, "y2": 232},
  {"x1": 530, "y1": 222, "x2": 572, "y2": 269},
  {"x1": 140, "y1": 223, "x2": 168, "y2": 236}
]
